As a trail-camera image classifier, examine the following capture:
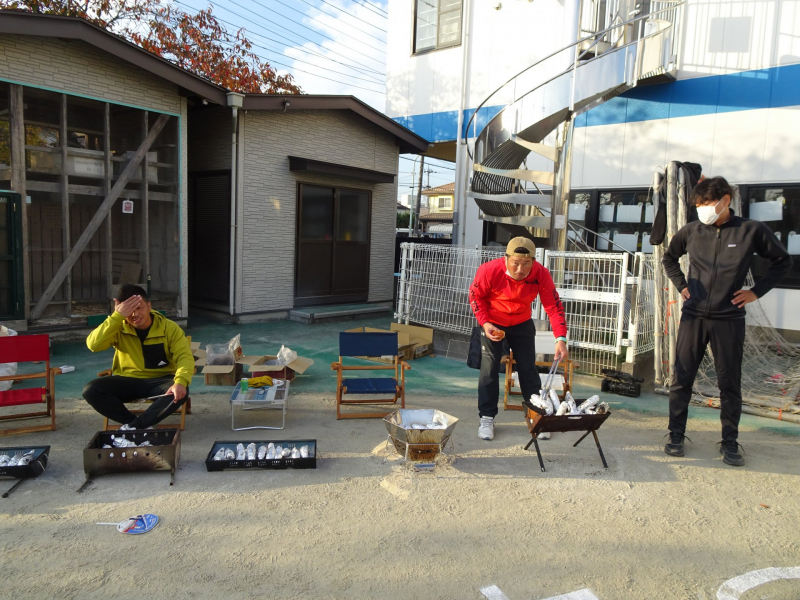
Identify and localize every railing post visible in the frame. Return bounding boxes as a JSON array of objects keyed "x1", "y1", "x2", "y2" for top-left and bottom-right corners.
[
  {"x1": 615, "y1": 252, "x2": 629, "y2": 357},
  {"x1": 396, "y1": 242, "x2": 408, "y2": 323},
  {"x1": 625, "y1": 252, "x2": 643, "y2": 363},
  {"x1": 405, "y1": 243, "x2": 415, "y2": 326}
]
